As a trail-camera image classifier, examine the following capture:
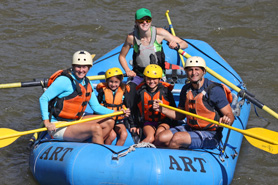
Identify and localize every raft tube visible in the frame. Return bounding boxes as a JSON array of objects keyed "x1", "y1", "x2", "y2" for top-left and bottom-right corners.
[{"x1": 29, "y1": 39, "x2": 250, "y2": 185}]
